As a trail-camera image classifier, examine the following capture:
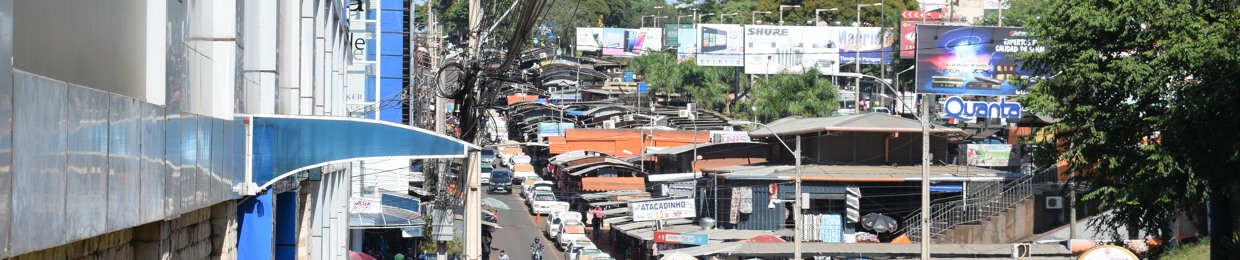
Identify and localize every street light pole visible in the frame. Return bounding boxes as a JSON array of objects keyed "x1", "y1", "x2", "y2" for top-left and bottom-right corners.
[
  {"x1": 697, "y1": 13, "x2": 714, "y2": 24},
  {"x1": 654, "y1": 5, "x2": 664, "y2": 27},
  {"x1": 719, "y1": 12, "x2": 738, "y2": 23},
  {"x1": 814, "y1": 8, "x2": 839, "y2": 25},
  {"x1": 856, "y1": 3, "x2": 882, "y2": 114},
  {"x1": 895, "y1": 66, "x2": 915, "y2": 114},
  {"x1": 752, "y1": 11, "x2": 771, "y2": 24},
  {"x1": 779, "y1": 5, "x2": 801, "y2": 25},
  {"x1": 794, "y1": 135, "x2": 803, "y2": 260}
]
